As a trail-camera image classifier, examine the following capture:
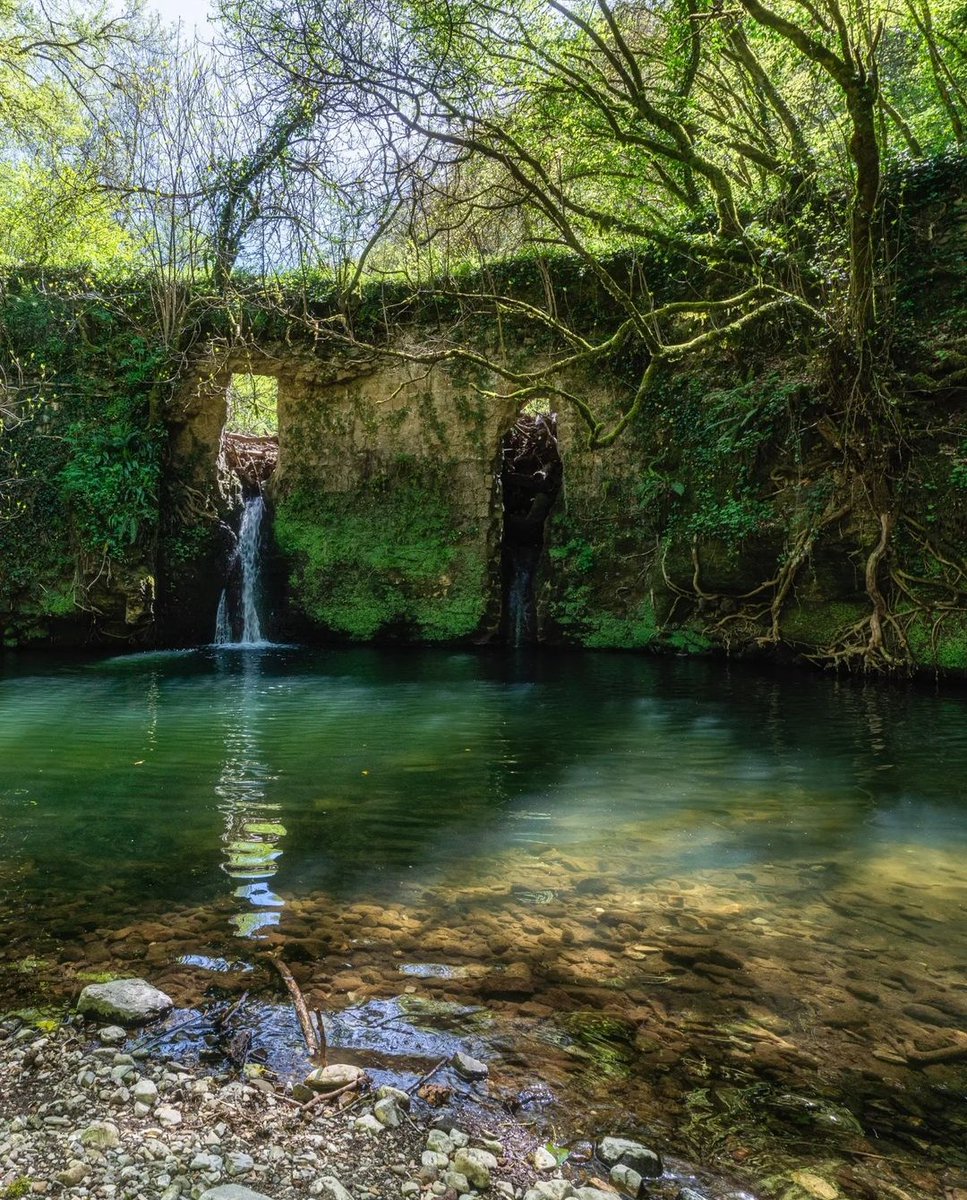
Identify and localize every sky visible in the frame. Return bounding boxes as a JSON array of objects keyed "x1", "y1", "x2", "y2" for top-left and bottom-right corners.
[{"x1": 146, "y1": 0, "x2": 216, "y2": 36}]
